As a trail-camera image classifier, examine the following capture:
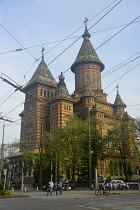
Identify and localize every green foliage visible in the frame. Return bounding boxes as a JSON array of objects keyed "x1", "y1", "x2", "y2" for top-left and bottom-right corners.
[
  {"x1": 0, "y1": 183, "x2": 3, "y2": 190},
  {"x1": 44, "y1": 114, "x2": 87, "y2": 183},
  {"x1": 106, "y1": 119, "x2": 138, "y2": 181},
  {"x1": 1, "y1": 190, "x2": 11, "y2": 195}
]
